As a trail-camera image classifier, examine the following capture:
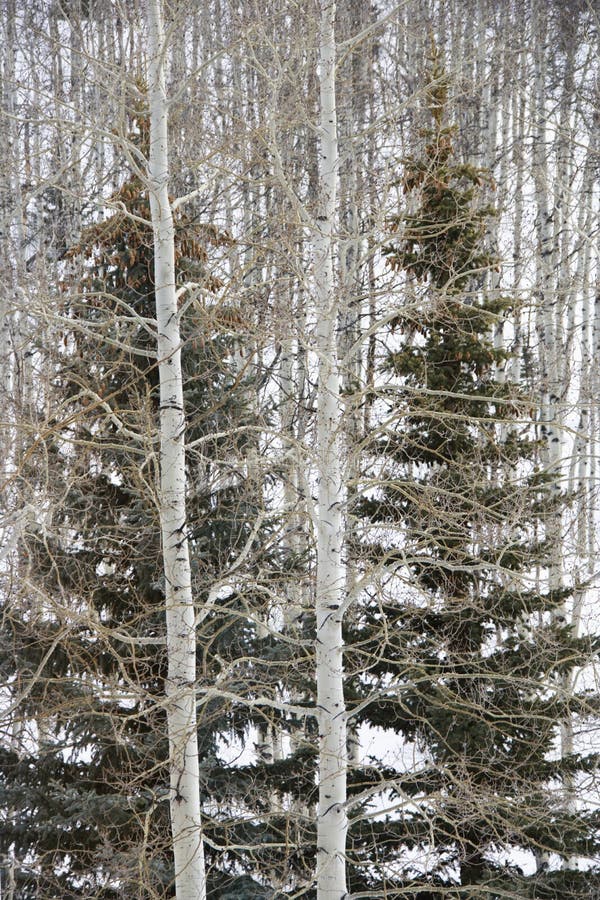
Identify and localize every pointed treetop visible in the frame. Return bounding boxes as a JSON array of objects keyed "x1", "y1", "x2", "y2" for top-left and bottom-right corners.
[{"x1": 384, "y1": 45, "x2": 496, "y2": 291}]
